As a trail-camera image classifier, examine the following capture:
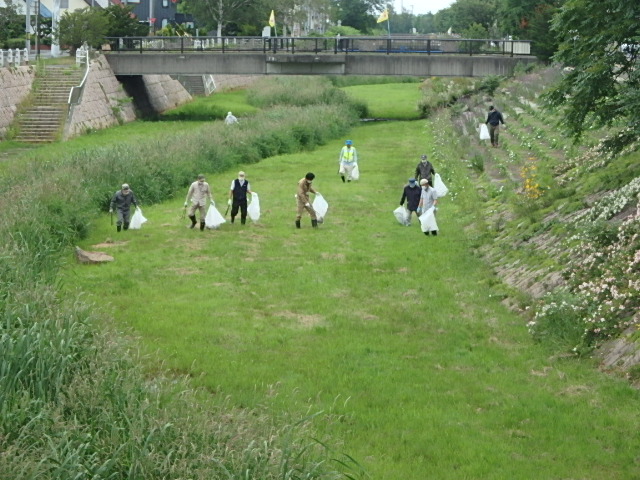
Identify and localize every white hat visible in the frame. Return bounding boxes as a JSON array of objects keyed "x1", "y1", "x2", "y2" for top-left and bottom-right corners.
[
  {"x1": 122, "y1": 183, "x2": 130, "y2": 190},
  {"x1": 420, "y1": 179, "x2": 428, "y2": 186},
  {"x1": 238, "y1": 171, "x2": 245, "y2": 176},
  {"x1": 227, "y1": 112, "x2": 232, "y2": 116}
]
